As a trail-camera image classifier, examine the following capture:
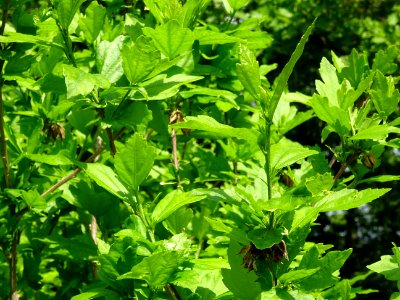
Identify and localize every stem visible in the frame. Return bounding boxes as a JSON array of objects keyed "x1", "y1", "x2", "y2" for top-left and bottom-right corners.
[
  {"x1": 264, "y1": 119, "x2": 274, "y2": 227},
  {"x1": 1, "y1": 2, "x2": 19, "y2": 299}
]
